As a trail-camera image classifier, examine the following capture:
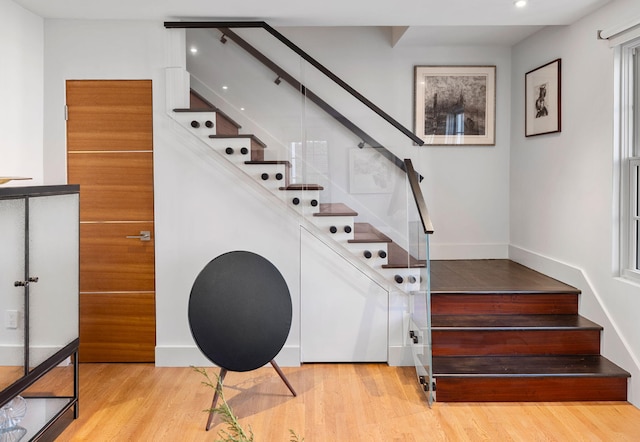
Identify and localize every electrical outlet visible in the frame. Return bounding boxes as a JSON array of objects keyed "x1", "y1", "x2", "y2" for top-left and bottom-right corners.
[{"x1": 5, "y1": 310, "x2": 18, "y2": 329}]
